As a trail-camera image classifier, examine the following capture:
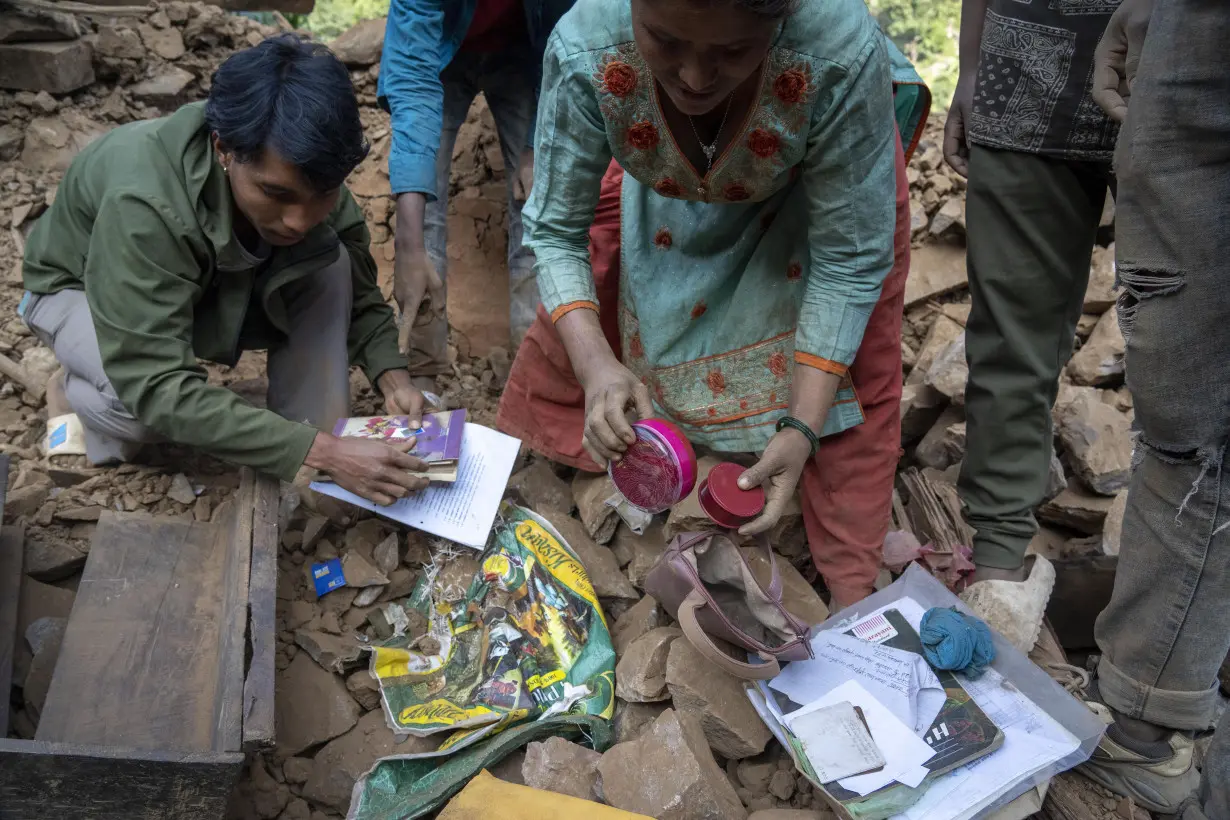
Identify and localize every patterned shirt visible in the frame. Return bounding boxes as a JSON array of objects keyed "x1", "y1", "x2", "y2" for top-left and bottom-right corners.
[{"x1": 967, "y1": 0, "x2": 1121, "y2": 162}]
